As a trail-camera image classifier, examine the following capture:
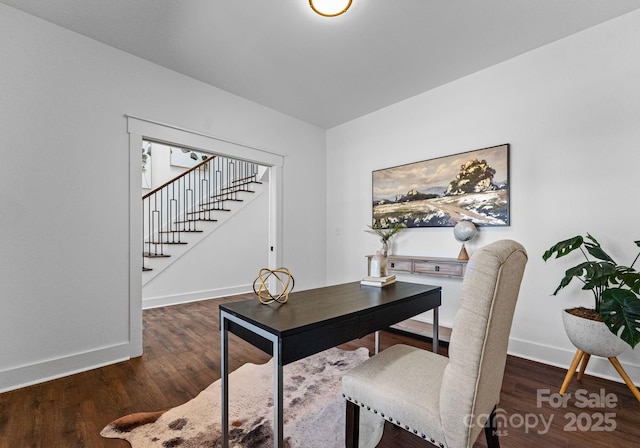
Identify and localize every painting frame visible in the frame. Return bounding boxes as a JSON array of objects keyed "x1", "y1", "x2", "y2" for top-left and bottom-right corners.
[{"x1": 372, "y1": 144, "x2": 510, "y2": 228}]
